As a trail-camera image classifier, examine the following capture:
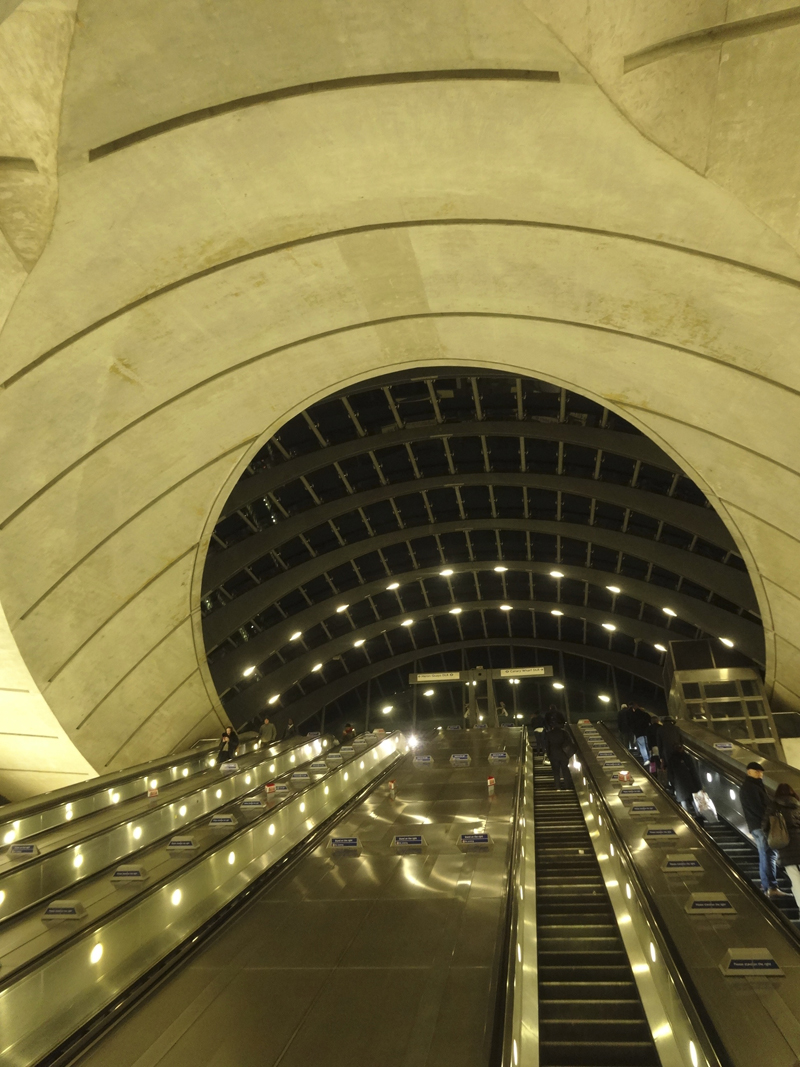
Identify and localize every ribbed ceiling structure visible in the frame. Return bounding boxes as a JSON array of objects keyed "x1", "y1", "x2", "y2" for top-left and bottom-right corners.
[{"x1": 202, "y1": 370, "x2": 762, "y2": 729}]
